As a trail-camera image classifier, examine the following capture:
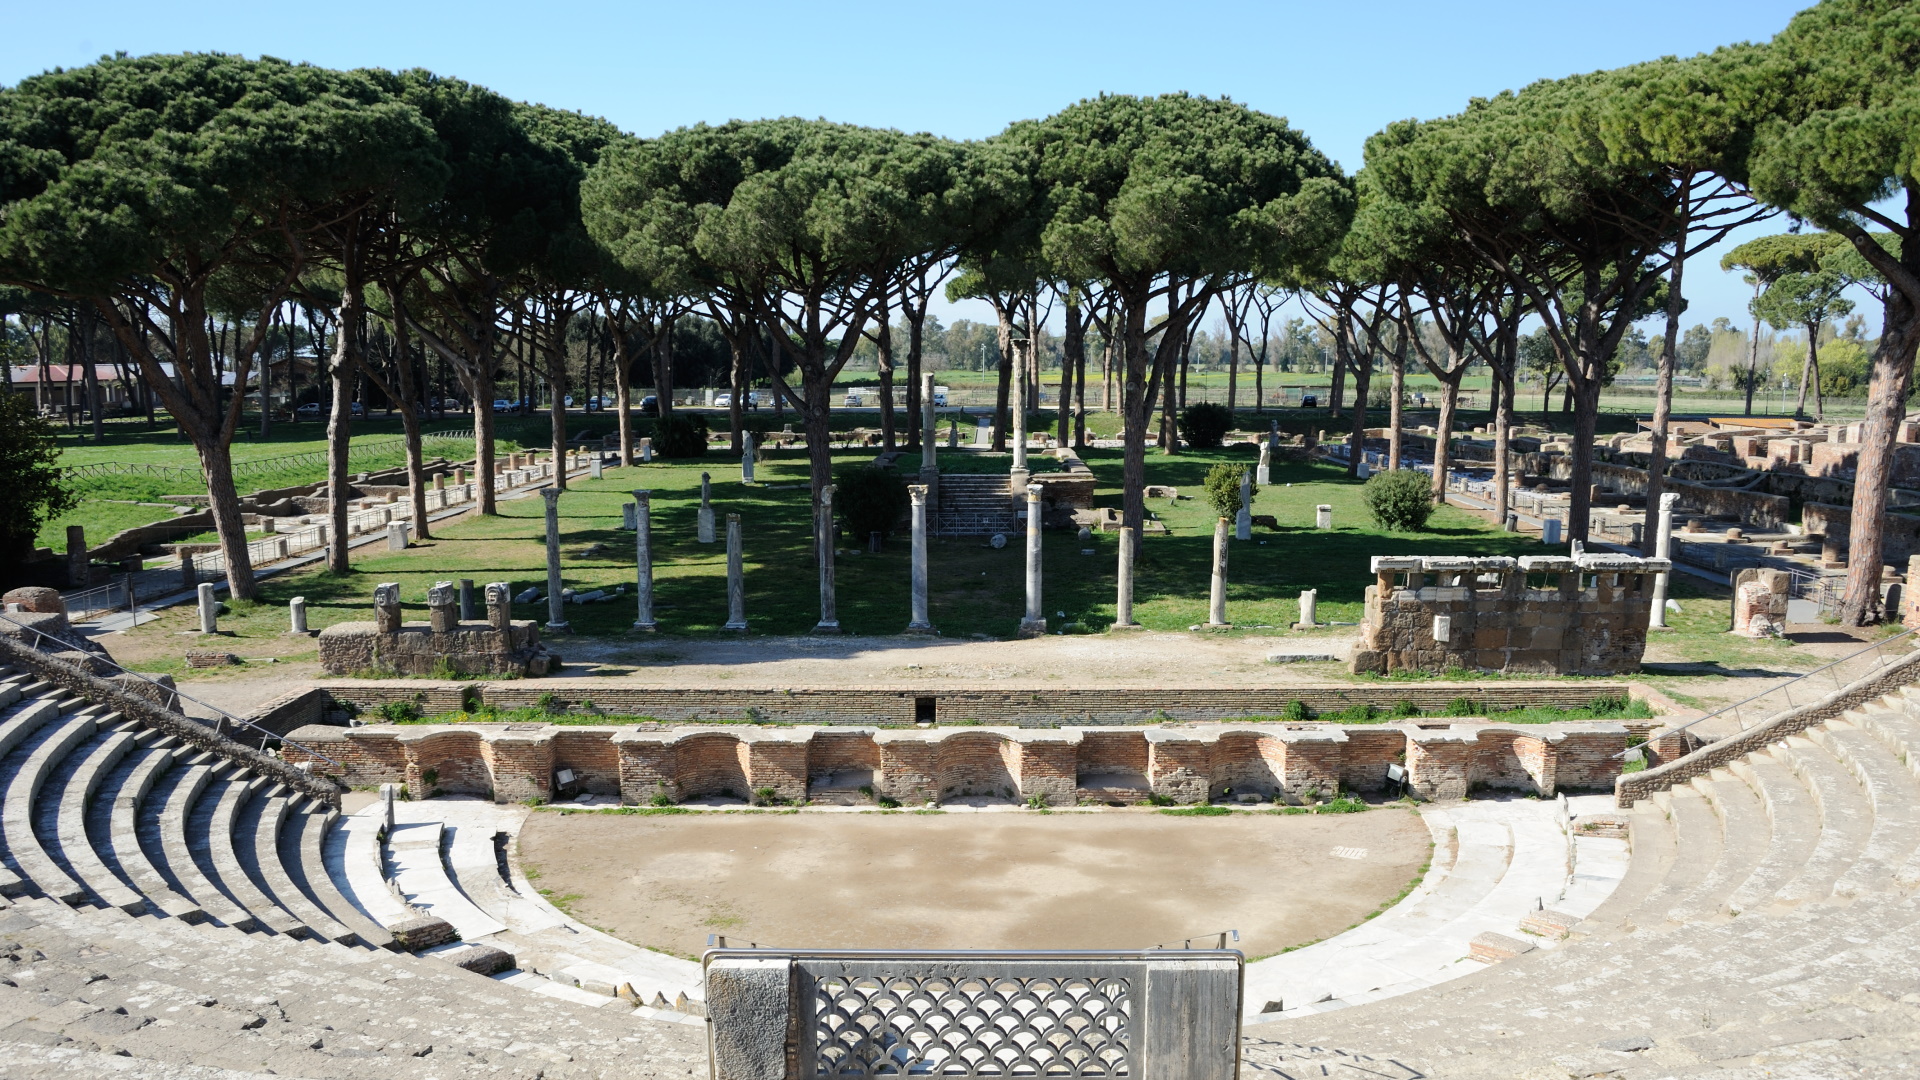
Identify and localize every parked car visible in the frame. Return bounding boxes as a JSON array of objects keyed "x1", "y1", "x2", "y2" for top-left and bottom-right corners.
[
  {"x1": 1301, "y1": 394, "x2": 1318, "y2": 408},
  {"x1": 639, "y1": 395, "x2": 659, "y2": 417},
  {"x1": 713, "y1": 392, "x2": 733, "y2": 409},
  {"x1": 587, "y1": 395, "x2": 607, "y2": 411},
  {"x1": 349, "y1": 402, "x2": 366, "y2": 418},
  {"x1": 491, "y1": 398, "x2": 513, "y2": 412},
  {"x1": 295, "y1": 402, "x2": 322, "y2": 418}
]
